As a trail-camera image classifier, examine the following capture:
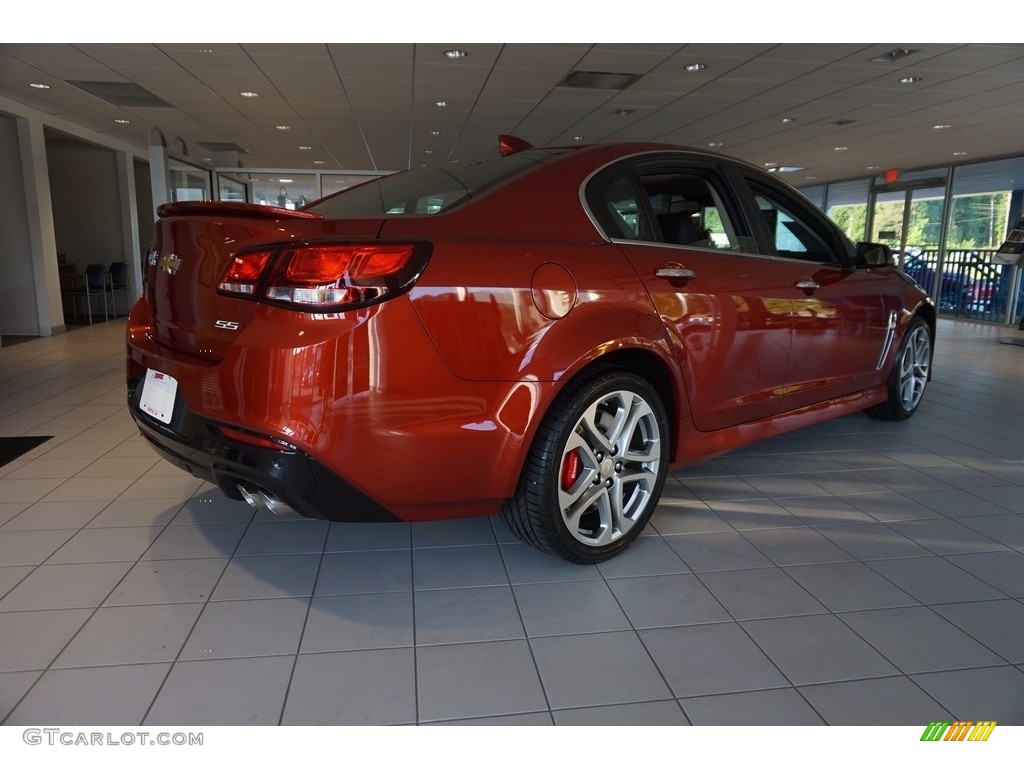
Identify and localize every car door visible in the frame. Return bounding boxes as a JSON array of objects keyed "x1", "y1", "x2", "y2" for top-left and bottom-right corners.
[
  {"x1": 586, "y1": 156, "x2": 793, "y2": 432},
  {"x1": 740, "y1": 174, "x2": 891, "y2": 410}
]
